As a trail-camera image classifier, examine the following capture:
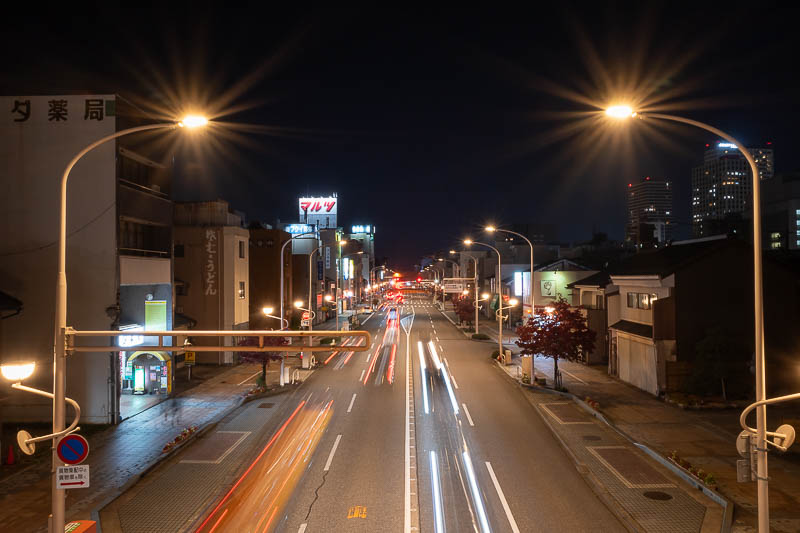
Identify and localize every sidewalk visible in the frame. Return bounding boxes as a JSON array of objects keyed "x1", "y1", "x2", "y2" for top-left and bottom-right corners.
[
  {"x1": 0, "y1": 362, "x2": 285, "y2": 532},
  {"x1": 500, "y1": 354, "x2": 800, "y2": 532}
]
